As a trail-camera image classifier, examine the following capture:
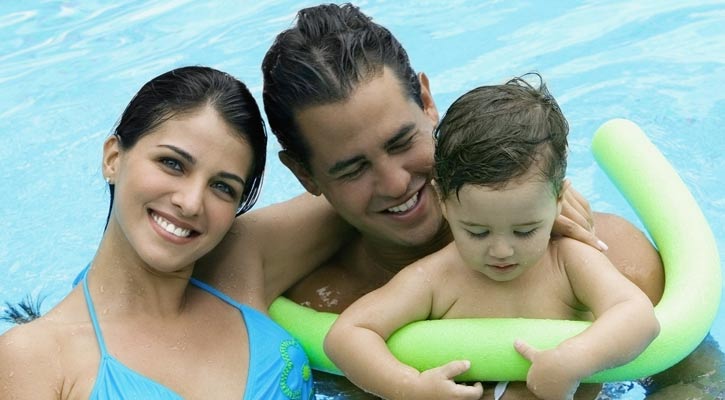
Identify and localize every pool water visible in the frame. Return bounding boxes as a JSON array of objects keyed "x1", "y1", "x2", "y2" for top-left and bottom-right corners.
[{"x1": 1, "y1": 1, "x2": 723, "y2": 399}]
